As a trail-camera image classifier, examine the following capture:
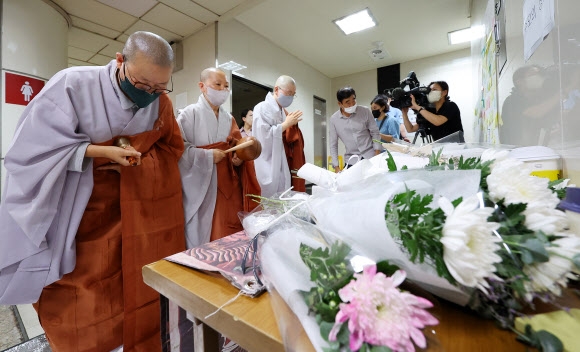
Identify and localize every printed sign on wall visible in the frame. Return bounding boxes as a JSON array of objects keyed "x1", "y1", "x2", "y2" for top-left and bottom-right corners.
[
  {"x1": 523, "y1": 0, "x2": 555, "y2": 62},
  {"x1": 5, "y1": 72, "x2": 46, "y2": 106}
]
